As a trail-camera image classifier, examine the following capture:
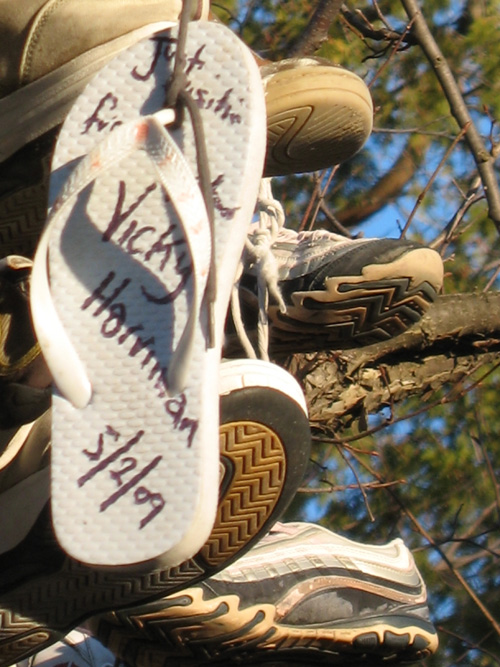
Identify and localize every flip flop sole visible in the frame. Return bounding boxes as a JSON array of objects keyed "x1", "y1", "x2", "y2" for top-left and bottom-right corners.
[{"x1": 32, "y1": 21, "x2": 266, "y2": 567}]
